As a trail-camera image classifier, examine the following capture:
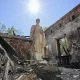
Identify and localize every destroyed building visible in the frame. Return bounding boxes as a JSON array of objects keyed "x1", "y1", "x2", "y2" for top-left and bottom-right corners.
[
  {"x1": 0, "y1": 33, "x2": 33, "y2": 80},
  {"x1": 44, "y1": 4, "x2": 80, "y2": 65},
  {"x1": 0, "y1": 3, "x2": 80, "y2": 80},
  {"x1": 0, "y1": 33, "x2": 32, "y2": 59}
]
